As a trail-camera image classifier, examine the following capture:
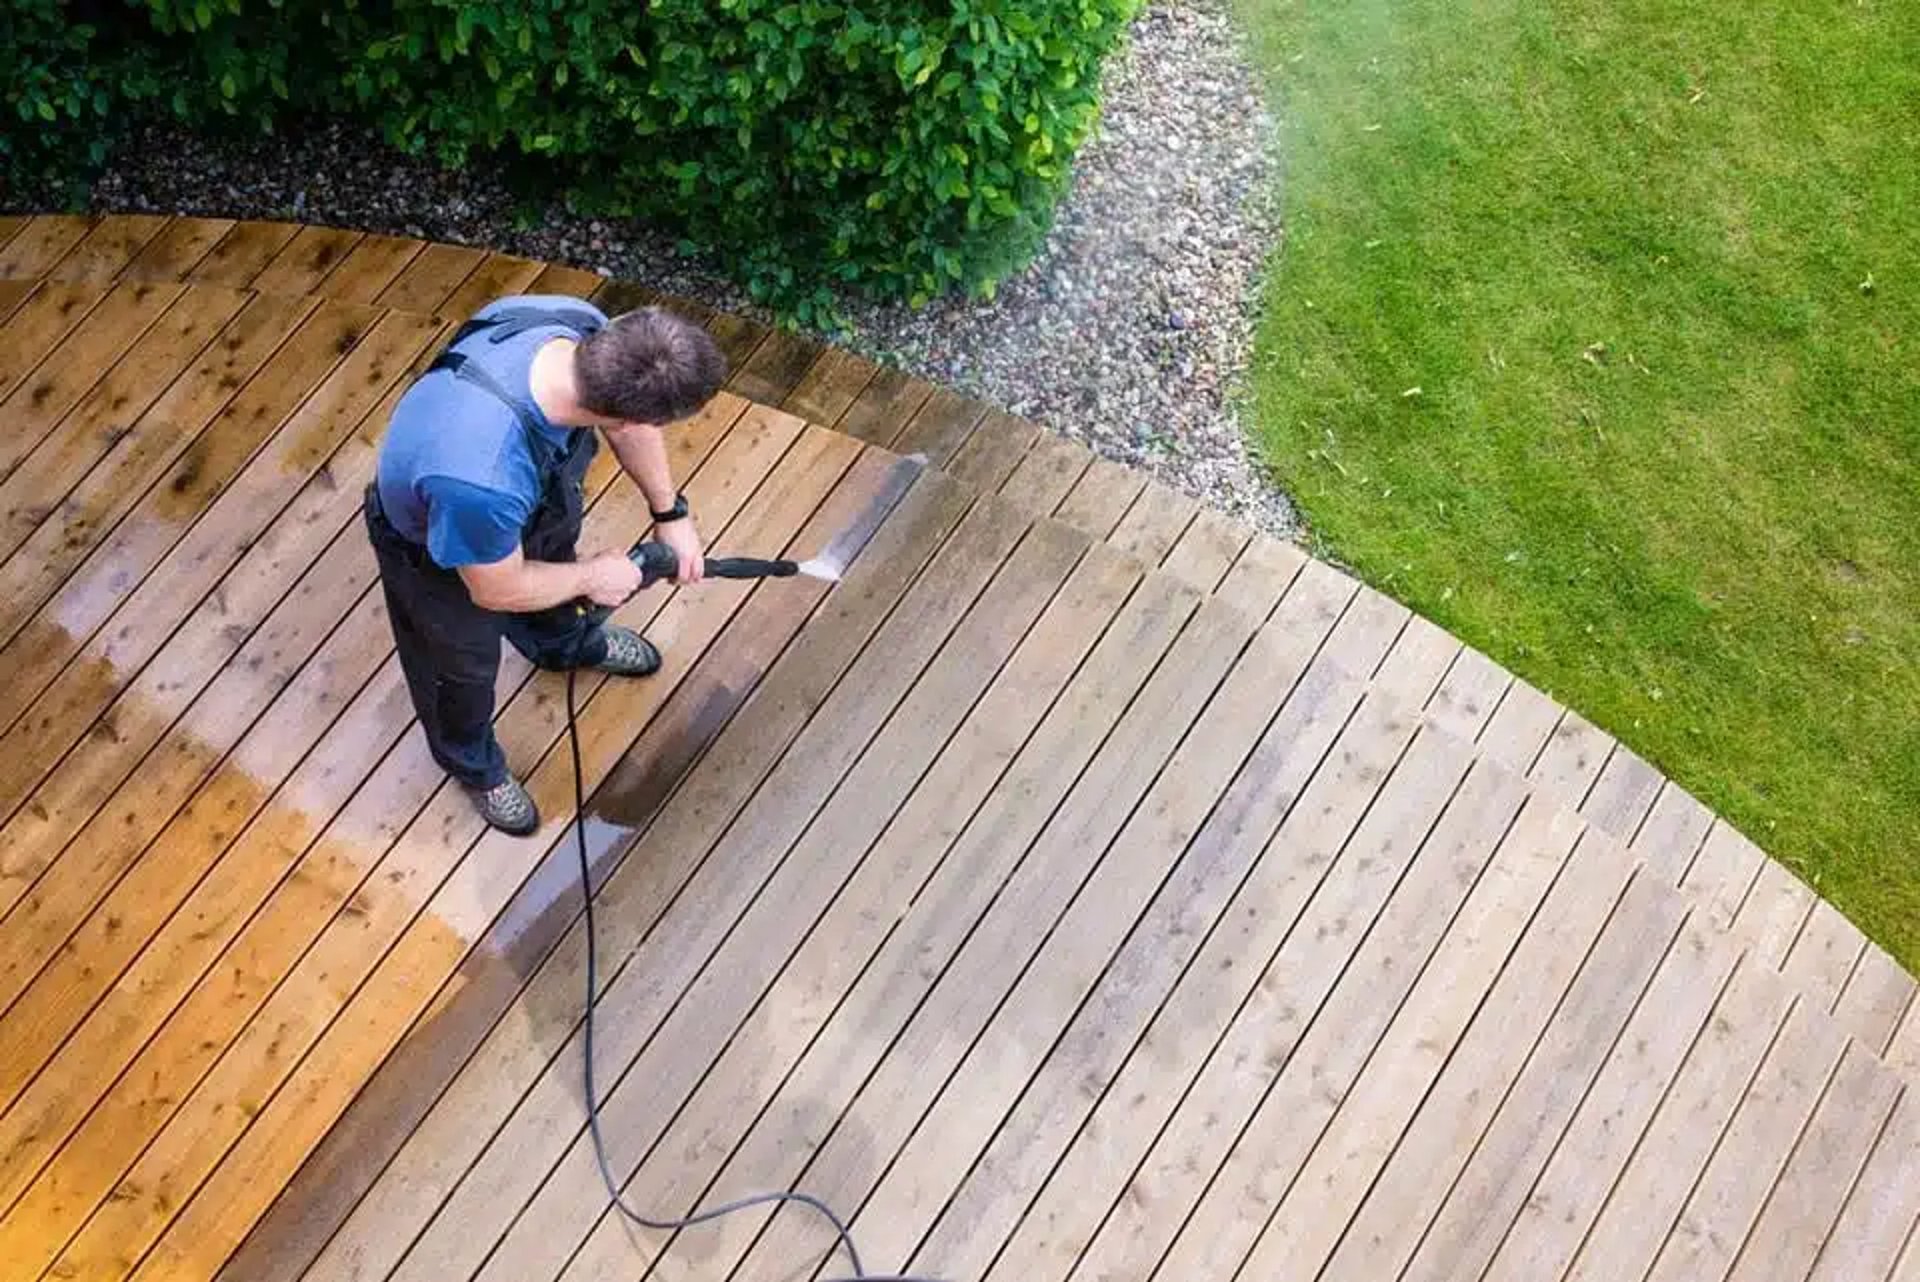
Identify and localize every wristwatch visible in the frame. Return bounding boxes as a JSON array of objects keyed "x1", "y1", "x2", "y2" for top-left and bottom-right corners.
[{"x1": 651, "y1": 493, "x2": 690, "y2": 524}]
